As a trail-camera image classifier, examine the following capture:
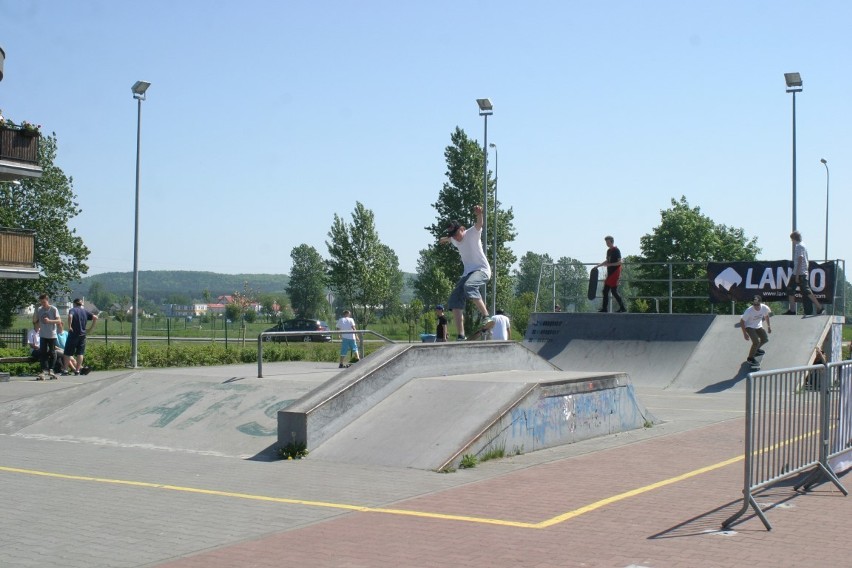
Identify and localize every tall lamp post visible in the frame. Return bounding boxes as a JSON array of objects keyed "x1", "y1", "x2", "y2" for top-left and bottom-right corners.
[
  {"x1": 821, "y1": 158, "x2": 829, "y2": 260},
  {"x1": 784, "y1": 73, "x2": 802, "y2": 238},
  {"x1": 488, "y1": 142, "x2": 498, "y2": 316},
  {"x1": 130, "y1": 80, "x2": 150, "y2": 368},
  {"x1": 476, "y1": 98, "x2": 492, "y2": 309}
]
